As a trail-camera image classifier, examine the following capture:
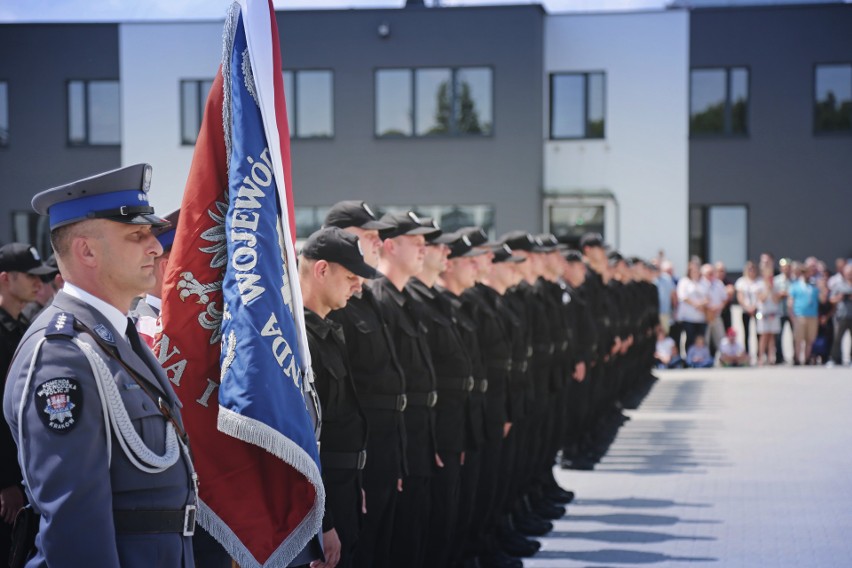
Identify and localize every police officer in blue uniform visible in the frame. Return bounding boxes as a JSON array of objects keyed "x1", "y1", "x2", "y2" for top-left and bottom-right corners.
[{"x1": 3, "y1": 164, "x2": 197, "y2": 568}]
